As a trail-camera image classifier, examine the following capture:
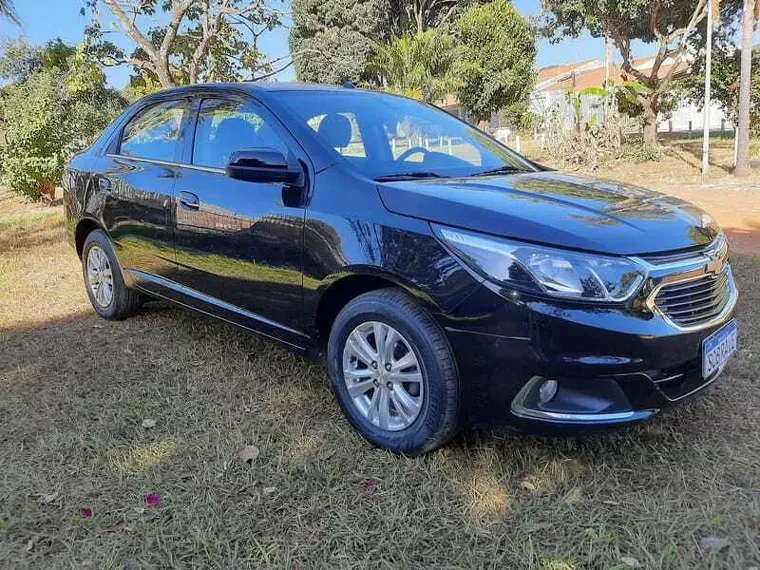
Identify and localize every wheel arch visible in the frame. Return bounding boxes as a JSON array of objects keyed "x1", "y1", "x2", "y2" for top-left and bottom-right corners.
[
  {"x1": 314, "y1": 269, "x2": 429, "y2": 347},
  {"x1": 74, "y1": 217, "x2": 103, "y2": 259}
]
